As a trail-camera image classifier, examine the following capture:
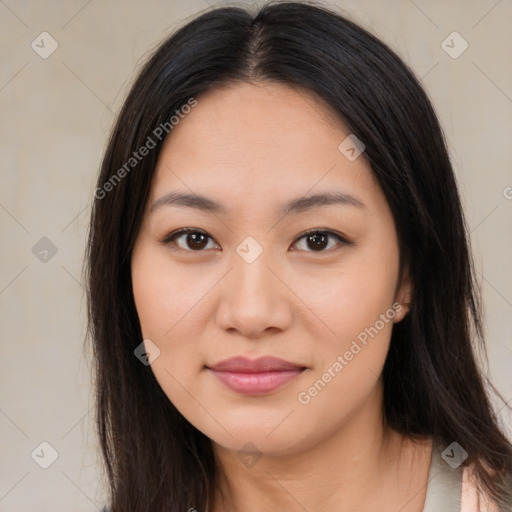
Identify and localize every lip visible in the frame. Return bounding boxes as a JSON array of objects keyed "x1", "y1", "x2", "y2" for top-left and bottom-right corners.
[
  {"x1": 207, "y1": 356, "x2": 306, "y2": 395},
  {"x1": 209, "y1": 356, "x2": 305, "y2": 373}
]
